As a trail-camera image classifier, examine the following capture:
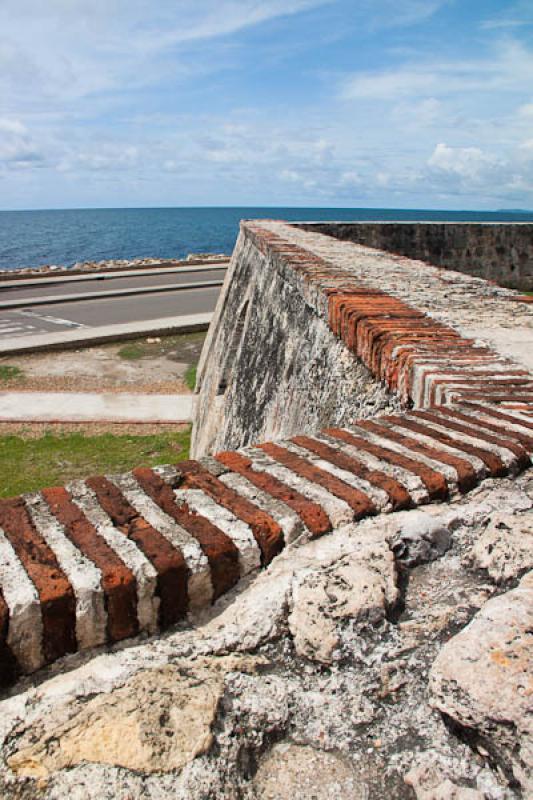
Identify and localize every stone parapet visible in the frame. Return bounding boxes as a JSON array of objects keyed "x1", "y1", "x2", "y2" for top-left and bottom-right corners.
[
  {"x1": 296, "y1": 221, "x2": 533, "y2": 291},
  {"x1": 1, "y1": 219, "x2": 532, "y2": 687}
]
